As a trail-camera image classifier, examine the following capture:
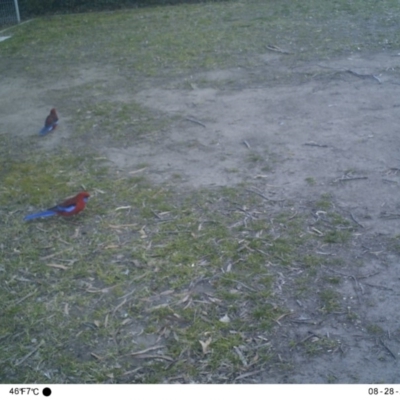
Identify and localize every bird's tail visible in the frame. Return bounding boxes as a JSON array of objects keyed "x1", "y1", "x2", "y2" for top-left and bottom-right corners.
[
  {"x1": 39, "y1": 126, "x2": 51, "y2": 135},
  {"x1": 24, "y1": 210, "x2": 57, "y2": 221}
]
